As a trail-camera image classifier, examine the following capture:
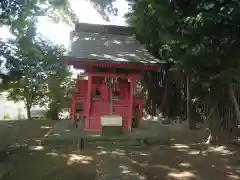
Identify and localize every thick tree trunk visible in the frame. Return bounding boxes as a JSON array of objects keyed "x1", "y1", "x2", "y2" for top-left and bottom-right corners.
[
  {"x1": 205, "y1": 103, "x2": 228, "y2": 145},
  {"x1": 160, "y1": 69, "x2": 170, "y2": 113},
  {"x1": 160, "y1": 85, "x2": 168, "y2": 112},
  {"x1": 48, "y1": 102, "x2": 59, "y2": 120},
  {"x1": 187, "y1": 76, "x2": 196, "y2": 129},
  {"x1": 206, "y1": 107, "x2": 219, "y2": 145},
  {"x1": 26, "y1": 103, "x2": 31, "y2": 120},
  {"x1": 229, "y1": 83, "x2": 240, "y2": 126},
  {"x1": 51, "y1": 110, "x2": 59, "y2": 120}
]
